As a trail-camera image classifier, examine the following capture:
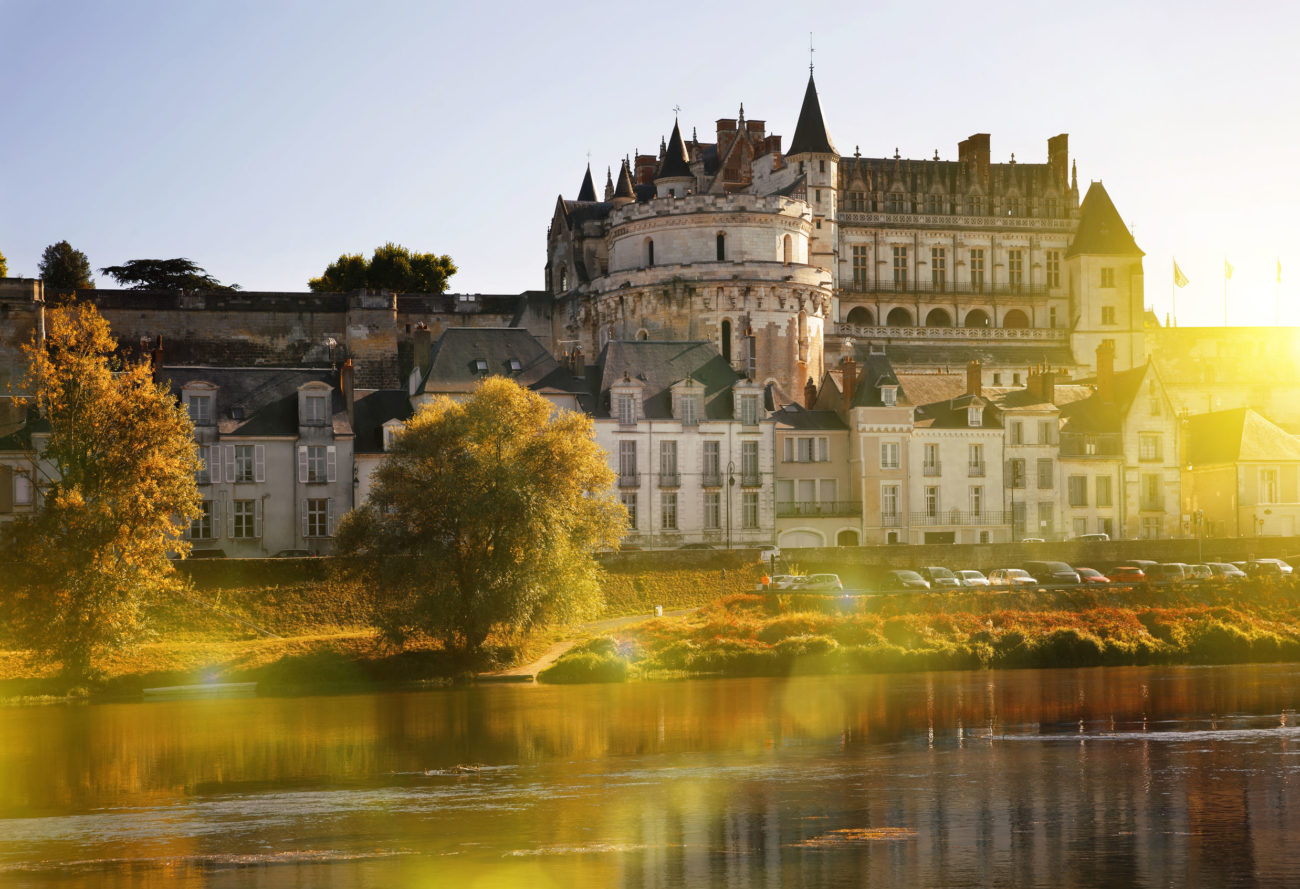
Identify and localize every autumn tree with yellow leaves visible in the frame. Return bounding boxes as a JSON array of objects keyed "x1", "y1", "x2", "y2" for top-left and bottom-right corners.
[
  {"x1": 1, "y1": 304, "x2": 201, "y2": 681},
  {"x1": 336, "y1": 377, "x2": 626, "y2": 659}
]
